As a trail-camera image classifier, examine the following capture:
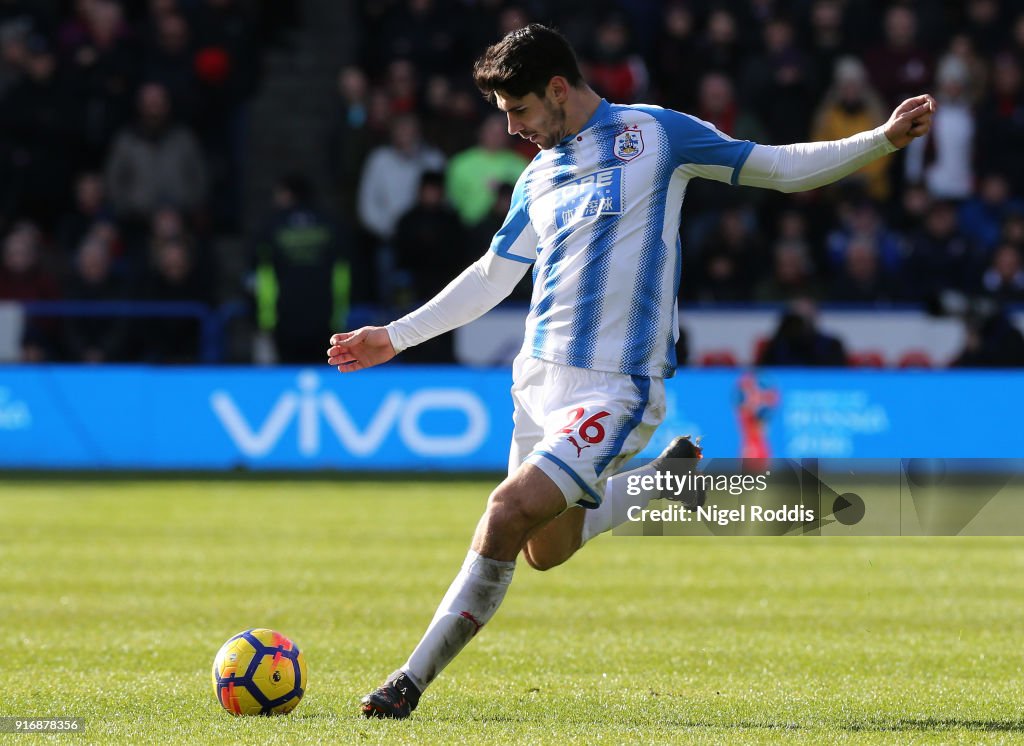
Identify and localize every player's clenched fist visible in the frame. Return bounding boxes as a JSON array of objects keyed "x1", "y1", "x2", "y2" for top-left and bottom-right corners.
[
  {"x1": 883, "y1": 94, "x2": 937, "y2": 149},
  {"x1": 326, "y1": 326, "x2": 397, "y2": 373}
]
